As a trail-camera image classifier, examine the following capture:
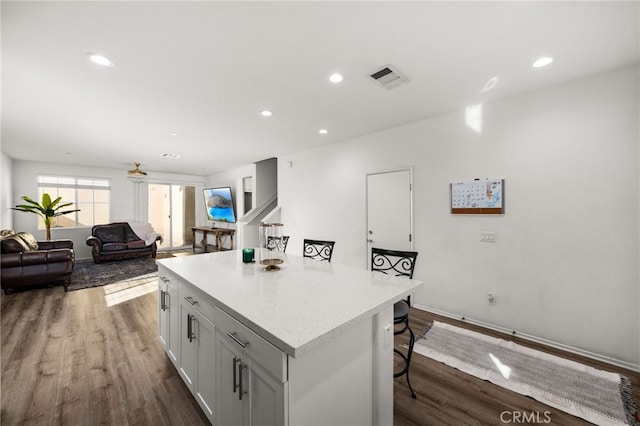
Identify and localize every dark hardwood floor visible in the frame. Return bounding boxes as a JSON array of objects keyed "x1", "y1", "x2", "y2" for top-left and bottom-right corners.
[
  {"x1": 394, "y1": 309, "x2": 640, "y2": 426},
  {"x1": 2, "y1": 280, "x2": 638, "y2": 425}
]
